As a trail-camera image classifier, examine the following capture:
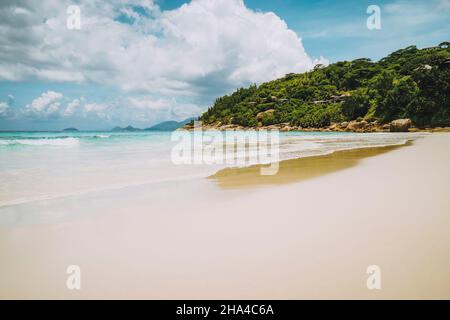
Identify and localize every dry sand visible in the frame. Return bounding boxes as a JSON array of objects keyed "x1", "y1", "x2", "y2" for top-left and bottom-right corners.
[{"x1": 1, "y1": 133, "x2": 449, "y2": 299}]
